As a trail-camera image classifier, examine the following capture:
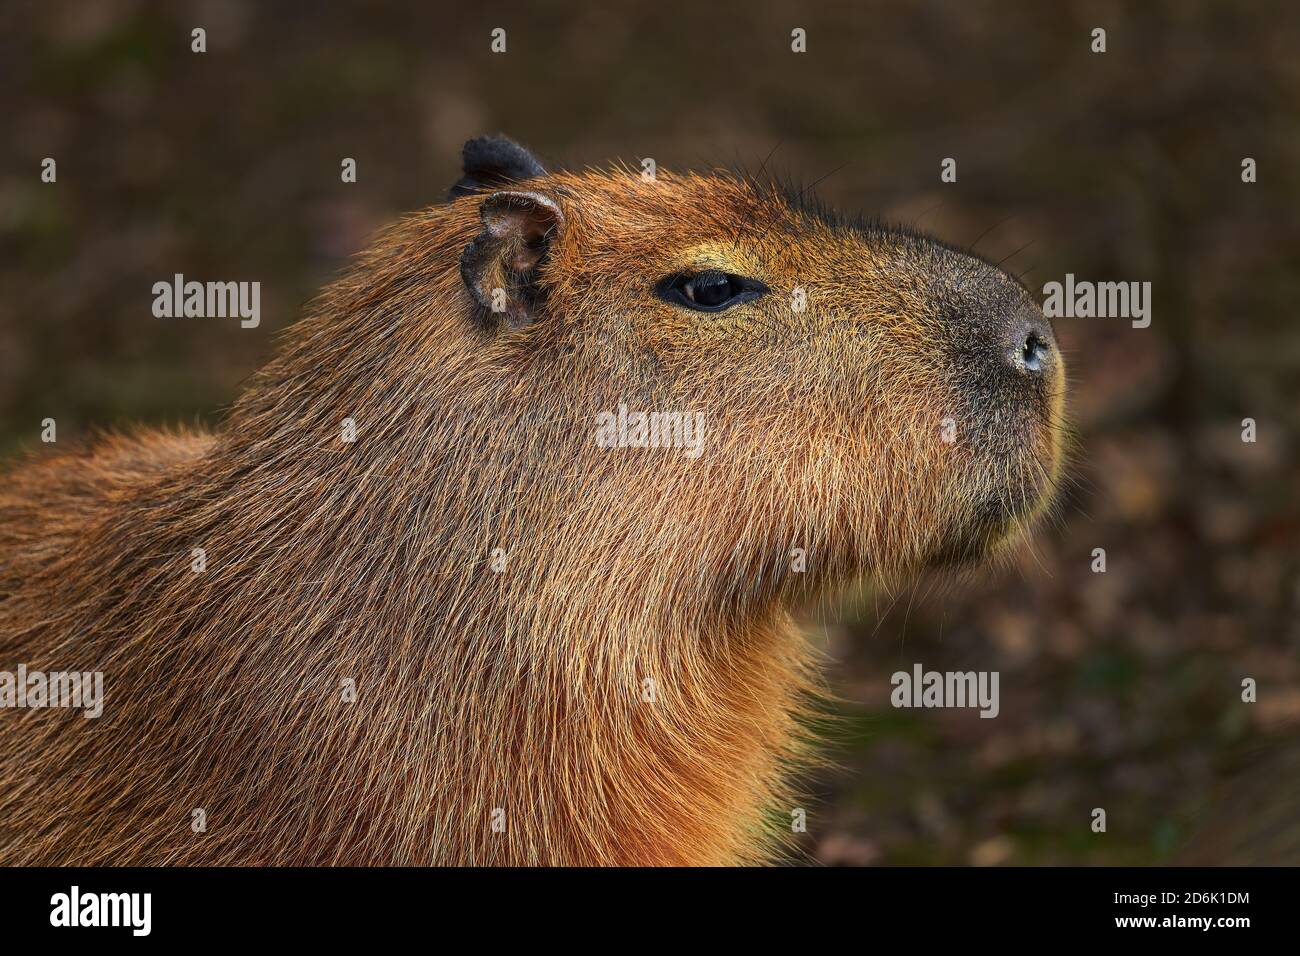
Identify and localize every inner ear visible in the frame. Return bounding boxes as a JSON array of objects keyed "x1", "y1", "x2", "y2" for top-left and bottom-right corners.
[
  {"x1": 483, "y1": 193, "x2": 559, "y2": 272},
  {"x1": 460, "y1": 191, "x2": 564, "y2": 330}
]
